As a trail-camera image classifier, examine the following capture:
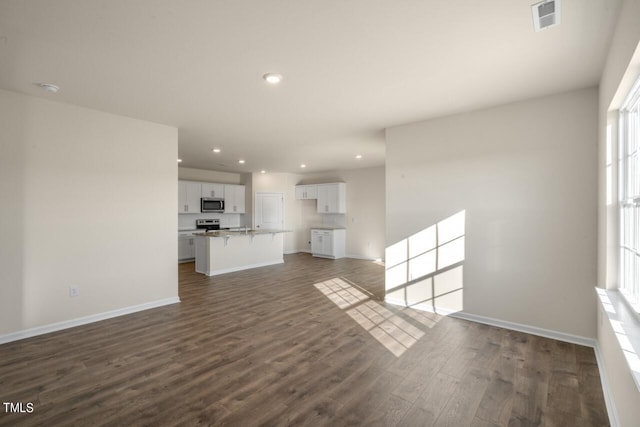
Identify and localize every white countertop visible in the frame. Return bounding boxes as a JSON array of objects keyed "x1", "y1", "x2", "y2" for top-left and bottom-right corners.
[
  {"x1": 194, "y1": 229, "x2": 291, "y2": 238},
  {"x1": 310, "y1": 226, "x2": 346, "y2": 230}
]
